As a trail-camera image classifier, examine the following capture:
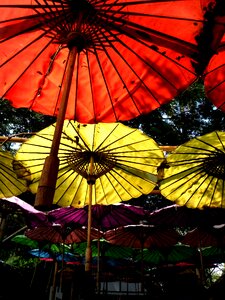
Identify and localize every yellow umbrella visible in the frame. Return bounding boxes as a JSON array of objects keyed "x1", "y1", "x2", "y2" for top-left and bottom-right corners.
[
  {"x1": 15, "y1": 120, "x2": 165, "y2": 270},
  {"x1": 0, "y1": 150, "x2": 28, "y2": 198},
  {"x1": 159, "y1": 131, "x2": 225, "y2": 209}
]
